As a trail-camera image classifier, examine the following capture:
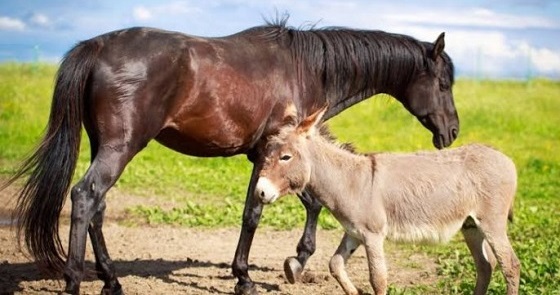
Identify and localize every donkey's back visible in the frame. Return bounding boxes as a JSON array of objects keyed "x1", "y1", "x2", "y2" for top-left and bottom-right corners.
[{"x1": 372, "y1": 143, "x2": 517, "y2": 244}]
